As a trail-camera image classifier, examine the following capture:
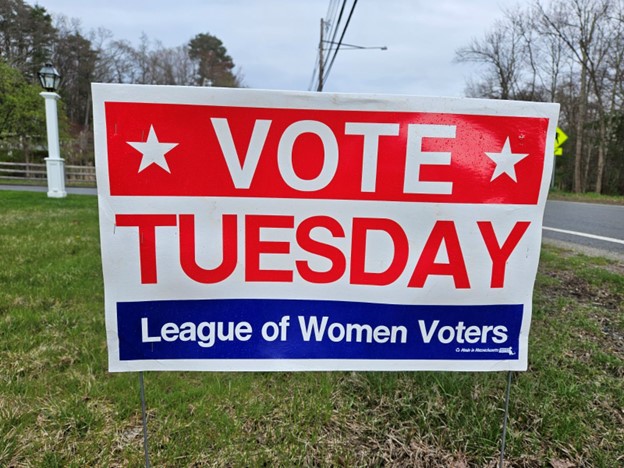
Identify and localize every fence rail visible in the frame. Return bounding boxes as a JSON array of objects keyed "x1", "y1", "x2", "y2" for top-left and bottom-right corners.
[{"x1": 0, "y1": 161, "x2": 96, "y2": 185}]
